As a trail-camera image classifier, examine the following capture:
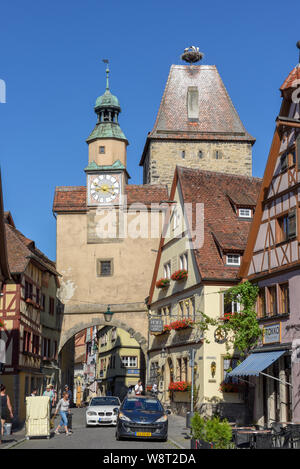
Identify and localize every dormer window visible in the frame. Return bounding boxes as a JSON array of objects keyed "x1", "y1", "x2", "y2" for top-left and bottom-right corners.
[
  {"x1": 239, "y1": 208, "x2": 252, "y2": 218},
  {"x1": 226, "y1": 254, "x2": 240, "y2": 266}
]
